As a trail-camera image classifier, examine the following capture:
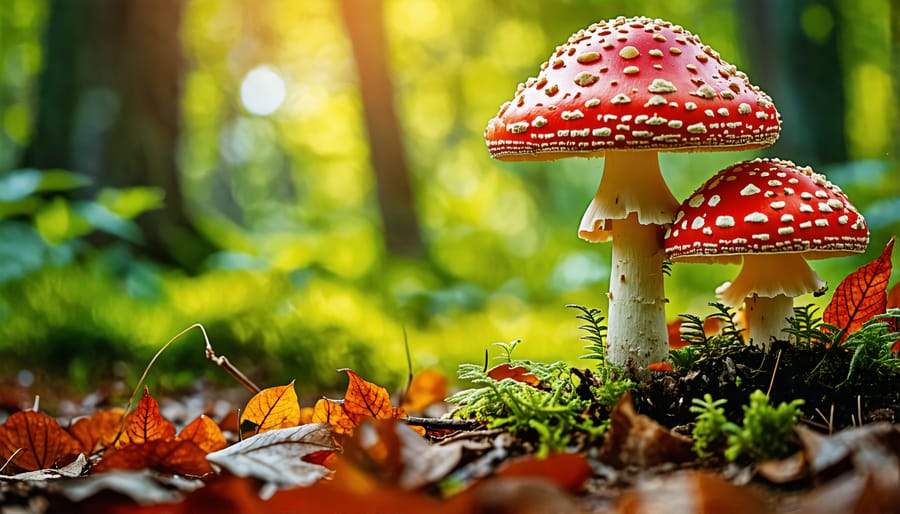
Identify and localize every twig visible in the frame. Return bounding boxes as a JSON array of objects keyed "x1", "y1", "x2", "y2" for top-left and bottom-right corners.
[
  {"x1": 434, "y1": 428, "x2": 505, "y2": 445},
  {"x1": 112, "y1": 323, "x2": 260, "y2": 447},
  {"x1": 0, "y1": 448, "x2": 22, "y2": 474},
  {"x1": 765, "y1": 349, "x2": 782, "y2": 397},
  {"x1": 857, "y1": 395, "x2": 863, "y2": 427},
  {"x1": 404, "y1": 416, "x2": 483, "y2": 432}
]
